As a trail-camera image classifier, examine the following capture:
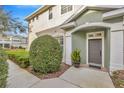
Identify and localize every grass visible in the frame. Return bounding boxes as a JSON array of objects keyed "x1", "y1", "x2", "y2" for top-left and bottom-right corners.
[
  {"x1": 5, "y1": 49, "x2": 29, "y2": 57},
  {"x1": 5, "y1": 49, "x2": 29, "y2": 68}
]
